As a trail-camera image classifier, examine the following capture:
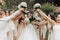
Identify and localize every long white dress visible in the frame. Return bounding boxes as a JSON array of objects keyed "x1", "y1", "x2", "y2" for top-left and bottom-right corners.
[
  {"x1": 7, "y1": 20, "x2": 15, "y2": 40},
  {"x1": 0, "y1": 10, "x2": 20, "y2": 40},
  {"x1": 53, "y1": 24, "x2": 60, "y2": 40},
  {"x1": 48, "y1": 22, "x2": 54, "y2": 40},
  {"x1": 18, "y1": 24, "x2": 40, "y2": 40}
]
